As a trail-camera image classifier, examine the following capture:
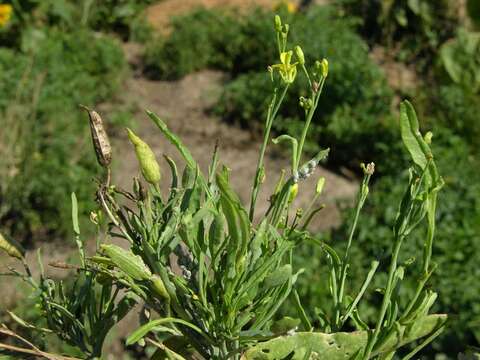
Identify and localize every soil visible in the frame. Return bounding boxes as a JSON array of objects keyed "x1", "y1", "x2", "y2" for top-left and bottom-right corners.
[
  {"x1": 109, "y1": 44, "x2": 357, "y2": 232},
  {"x1": 145, "y1": 0, "x2": 300, "y2": 33}
]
